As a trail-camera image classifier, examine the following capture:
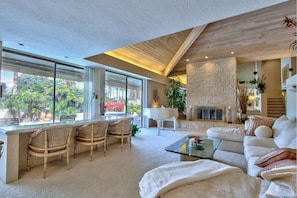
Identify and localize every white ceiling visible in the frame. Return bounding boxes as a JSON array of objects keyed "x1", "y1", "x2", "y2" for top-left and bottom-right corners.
[{"x1": 0, "y1": 0, "x2": 287, "y2": 67}]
